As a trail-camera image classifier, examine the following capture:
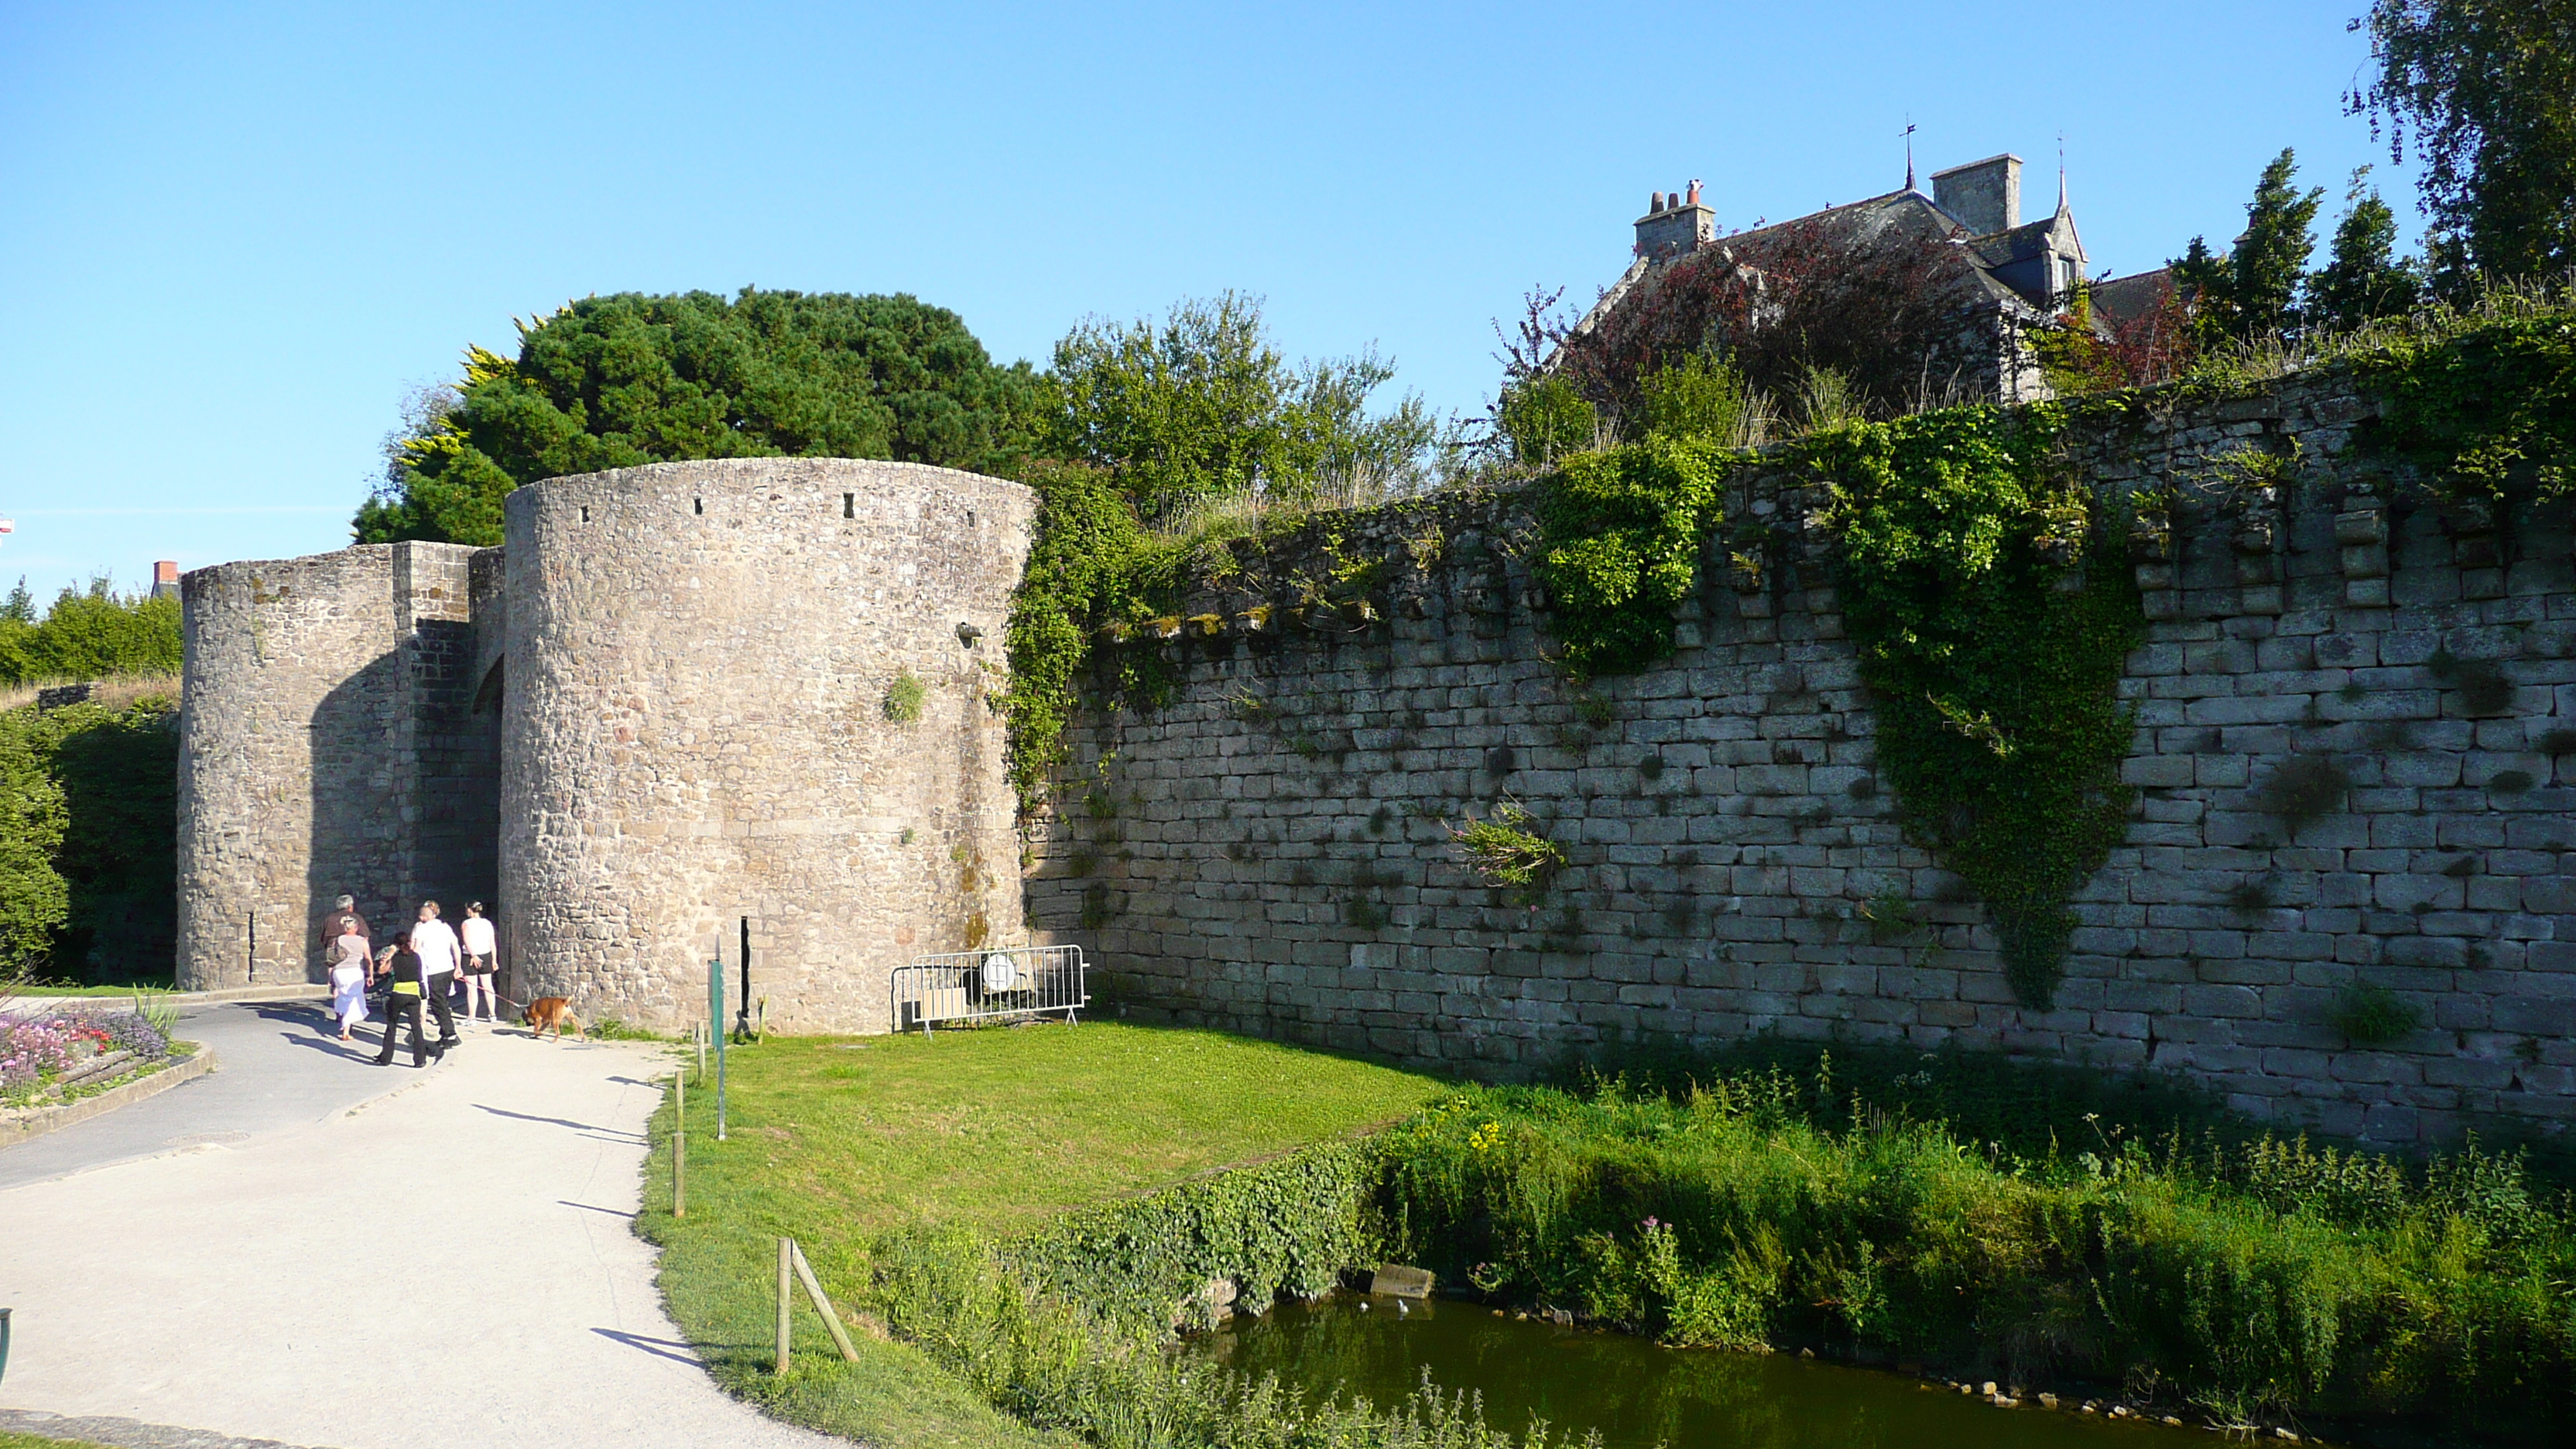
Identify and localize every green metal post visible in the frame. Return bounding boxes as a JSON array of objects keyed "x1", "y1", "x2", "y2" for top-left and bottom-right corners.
[{"x1": 710, "y1": 957, "x2": 728, "y2": 1142}]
